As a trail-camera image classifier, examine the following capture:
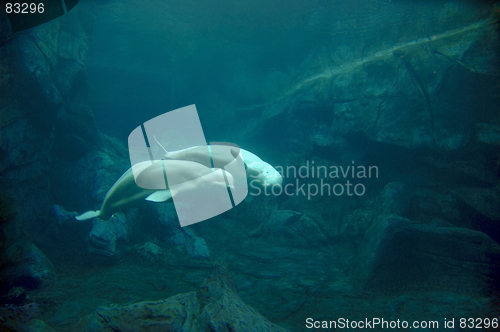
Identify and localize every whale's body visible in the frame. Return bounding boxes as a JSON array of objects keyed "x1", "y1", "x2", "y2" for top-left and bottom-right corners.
[
  {"x1": 76, "y1": 140, "x2": 281, "y2": 221},
  {"x1": 76, "y1": 160, "x2": 234, "y2": 221},
  {"x1": 158, "y1": 142, "x2": 283, "y2": 188}
]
